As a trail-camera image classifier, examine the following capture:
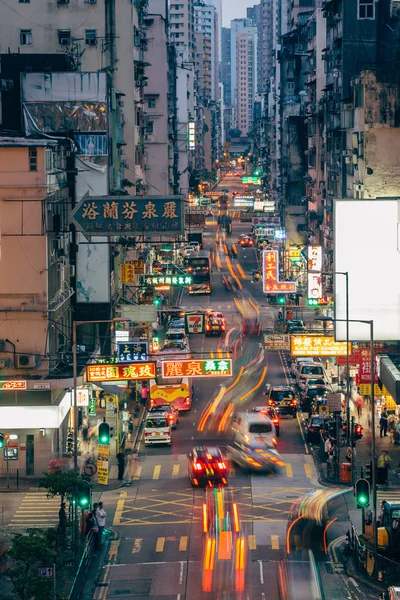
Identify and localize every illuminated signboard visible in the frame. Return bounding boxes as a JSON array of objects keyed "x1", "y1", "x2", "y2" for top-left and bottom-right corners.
[
  {"x1": 188, "y1": 122, "x2": 196, "y2": 150},
  {"x1": 291, "y1": 336, "x2": 351, "y2": 357},
  {"x1": 161, "y1": 358, "x2": 232, "y2": 378},
  {"x1": 145, "y1": 275, "x2": 192, "y2": 286},
  {"x1": 274, "y1": 229, "x2": 286, "y2": 241},
  {"x1": 117, "y1": 342, "x2": 148, "y2": 363},
  {"x1": 289, "y1": 249, "x2": 302, "y2": 262},
  {"x1": 0, "y1": 381, "x2": 27, "y2": 390},
  {"x1": 86, "y1": 362, "x2": 156, "y2": 382},
  {"x1": 262, "y1": 250, "x2": 296, "y2": 294},
  {"x1": 307, "y1": 246, "x2": 322, "y2": 271},
  {"x1": 308, "y1": 272, "x2": 322, "y2": 299},
  {"x1": 242, "y1": 176, "x2": 261, "y2": 184}
]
